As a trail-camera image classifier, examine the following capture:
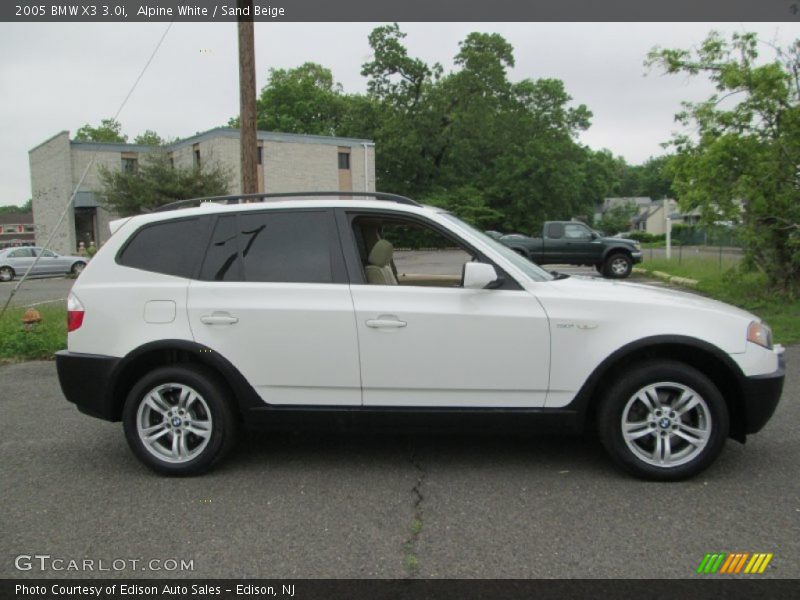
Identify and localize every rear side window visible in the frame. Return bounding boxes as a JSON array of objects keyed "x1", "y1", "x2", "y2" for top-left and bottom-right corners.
[
  {"x1": 200, "y1": 211, "x2": 333, "y2": 283},
  {"x1": 118, "y1": 217, "x2": 206, "y2": 278}
]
